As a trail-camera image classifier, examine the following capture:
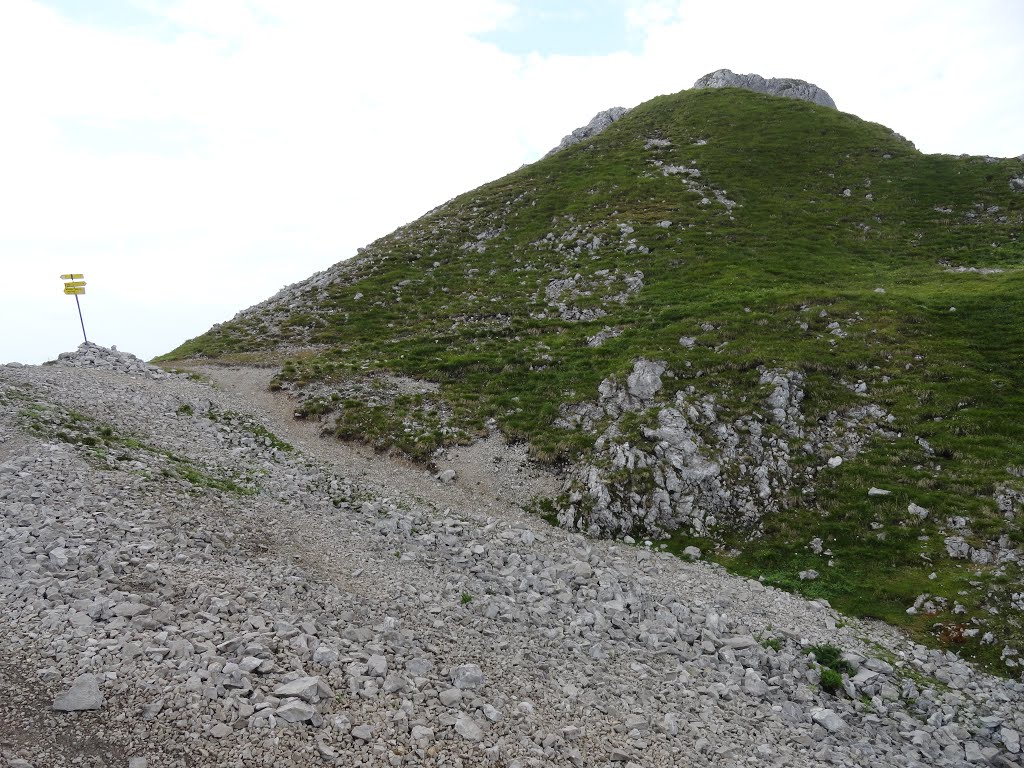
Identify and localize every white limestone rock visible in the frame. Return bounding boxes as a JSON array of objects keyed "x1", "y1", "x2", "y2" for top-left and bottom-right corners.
[
  {"x1": 908, "y1": 502, "x2": 929, "y2": 519},
  {"x1": 811, "y1": 708, "x2": 846, "y2": 733},
  {"x1": 367, "y1": 654, "x2": 388, "y2": 677},
  {"x1": 209, "y1": 723, "x2": 232, "y2": 738},
  {"x1": 439, "y1": 687, "x2": 462, "y2": 706},
  {"x1": 52, "y1": 674, "x2": 103, "y2": 712},
  {"x1": 454, "y1": 713, "x2": 485, "y2": 741},
  {"x1": 411, "y1": 724, "x2": 434, "y2": 743},
  {"x1": 351, "y1": 724, "x2": 375, "y2": 741},
  {"x1": 405, "y1": 658, "x2": 434, "y2": 677},
  {"x1": 693, "y1": 69, "x2": 837, "y2": 109},
  {"x1": 275, "y1": 698, "x2": 318, "y2": 723},
  {"x1": 945, "y1": 536, "x2": 972, "y2": 560},
  {"x1": 546, "y1": 107, "x2": 629, "y2": 157},
  {"x1": 743, "y1": 668, "x2": 770, "y2": 697},
  {"x1": 1001, "y1": 726, "x2": 1020, "y2": 754},
  {"x1": 626, "y1": 359, "x2": 666, "y2": 402},
  {"x1": 273, "y1": 676, "x2": 331, "y2": 703},
  {"x1": 451, "y1": 663, "x2": 485, "y2": 690}
]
